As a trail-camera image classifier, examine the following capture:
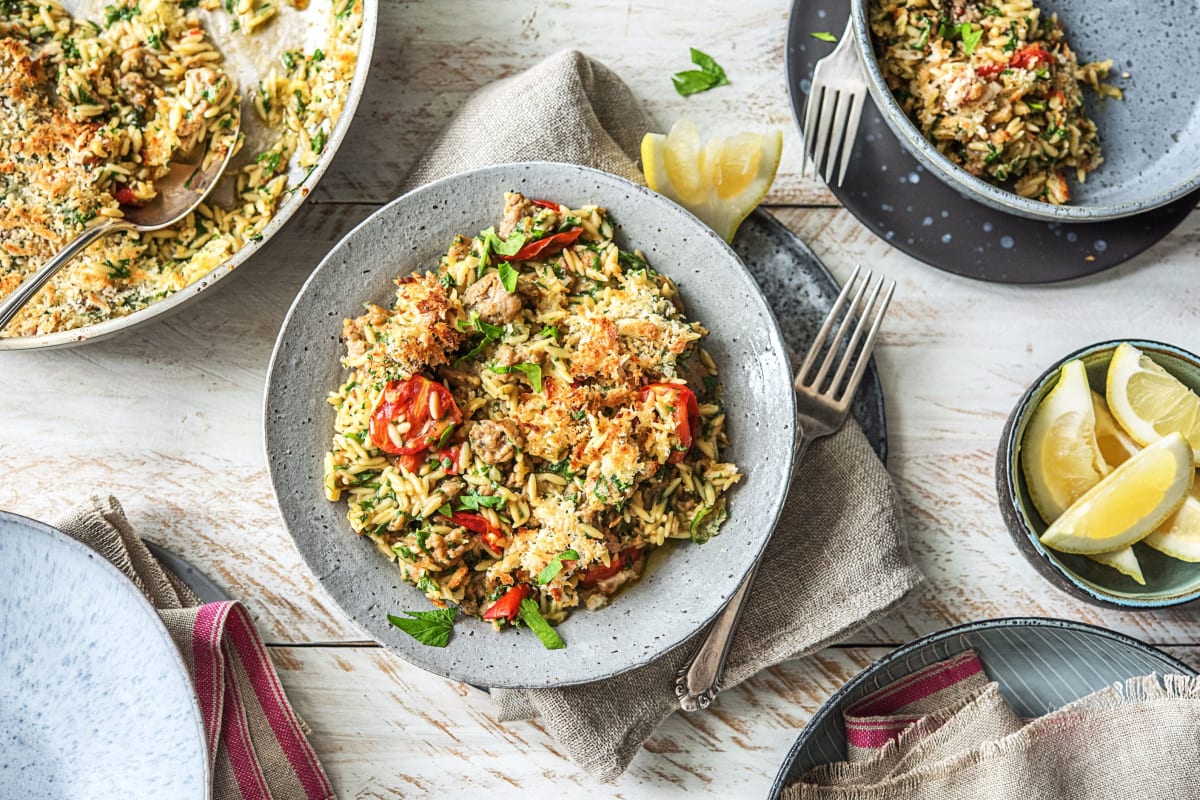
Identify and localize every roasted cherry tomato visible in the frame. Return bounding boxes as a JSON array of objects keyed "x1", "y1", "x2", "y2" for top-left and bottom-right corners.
[
  {"x1": 481, "y1": 584, "x2": 529, "y2": 621},
  {"x1": 529, "y1": 198, "x2": 563, "y2": 211},
  {"x1": 639, "y1": 383, "x2": 700, "y2": 464},
  {"x1": 443, "y1": 511, "x2": 507, "y2": 552},
  {"x1": 497, "y1": 227, "x2": 583, "y2": 263},
  {"x1": 369, "y1": 376, "x2": 462, "y2": 456},
  {"x1": 113, "y1": 186, "x2": 143, "y2": 207},
  {"x1": 579, "y1": 548, "x2": 642, "y2": 586},
  {"x1": 1008, "y1": 45, "x2": 1053, "y2": 71},
  {"x1": 975, "y1": 62, "x2": 1004, "y2": 79},
  {"x1": 433, "y1": 444, "x2": 462, "y2": 475}
]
